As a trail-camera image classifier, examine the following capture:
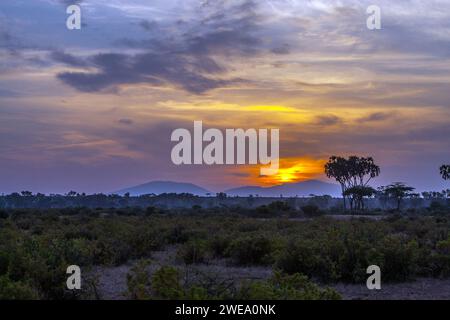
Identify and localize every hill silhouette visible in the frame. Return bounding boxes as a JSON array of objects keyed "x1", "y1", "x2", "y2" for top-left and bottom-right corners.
[
  {"x1": 115, "y1": 181, "x2": 211, "y2": 196},
  {"x1": 225, "y1": 180, "x2": 340, "y2": 197},
  {"x1": 115, "y1": 179, "x2": 340, "y2": 197}
]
